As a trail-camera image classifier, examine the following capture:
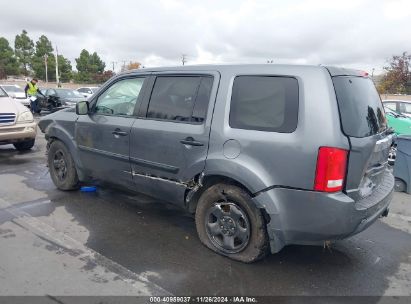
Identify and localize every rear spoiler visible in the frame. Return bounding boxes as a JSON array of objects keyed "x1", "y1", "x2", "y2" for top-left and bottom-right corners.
[{"x1": 325, "y1": 66, "x2": 369, "y2": 77}]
